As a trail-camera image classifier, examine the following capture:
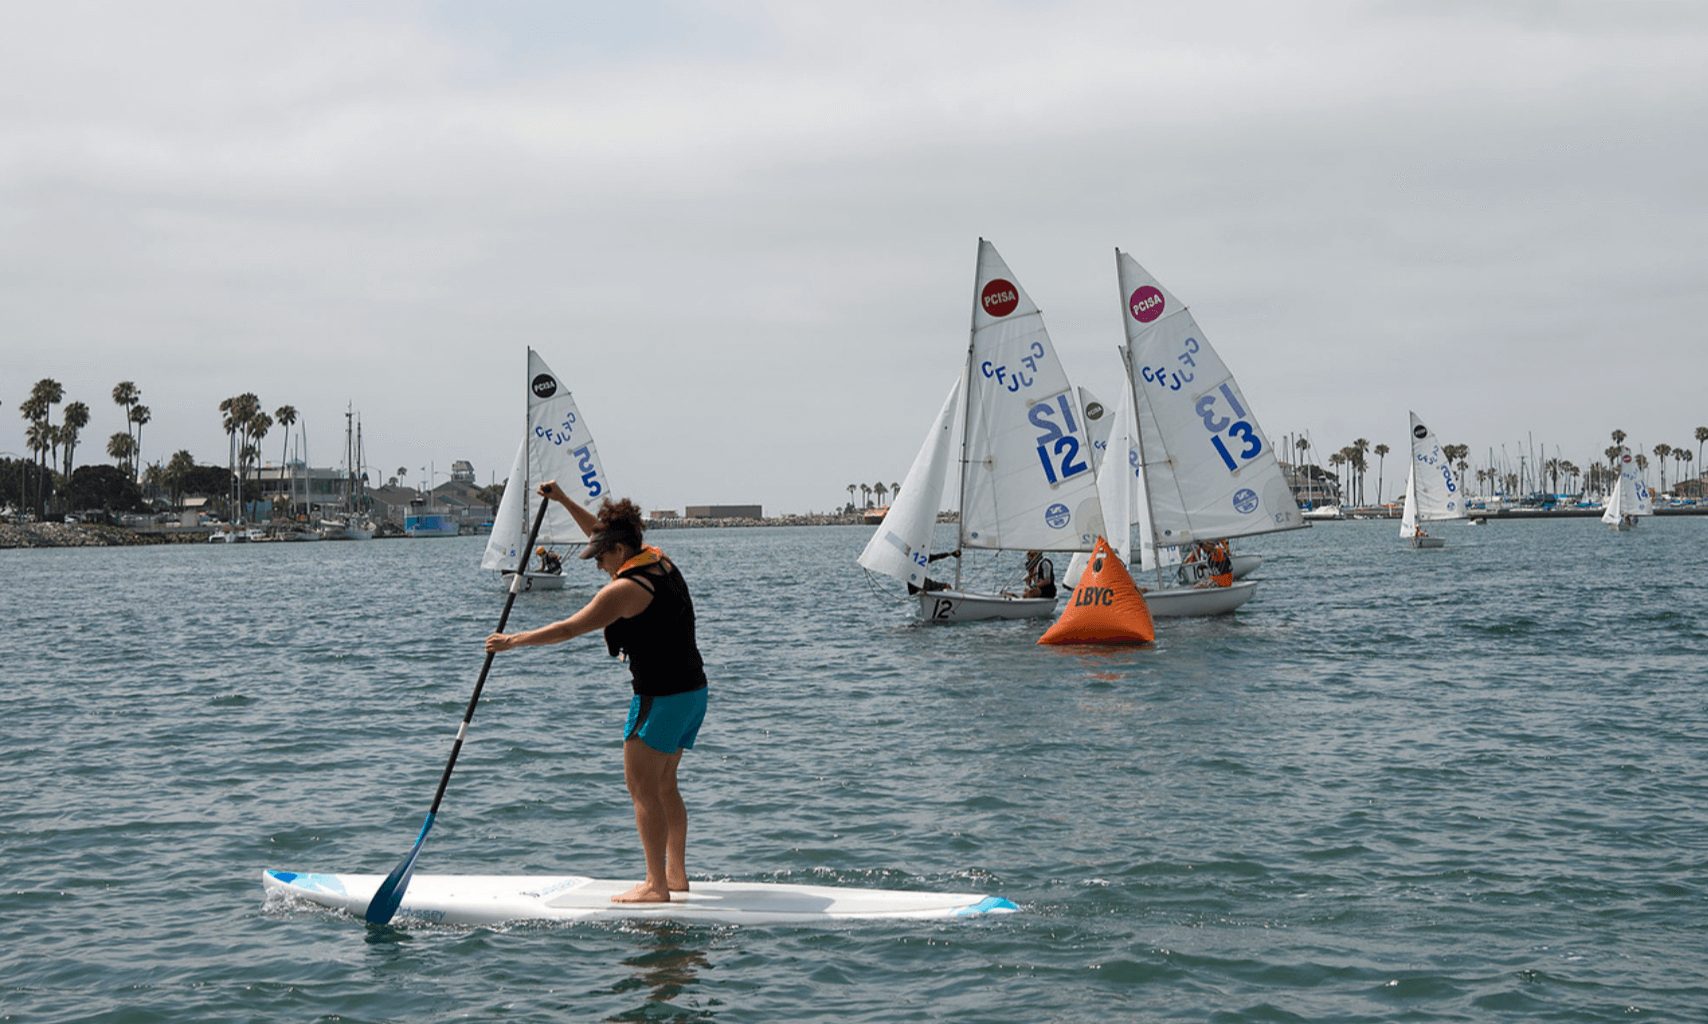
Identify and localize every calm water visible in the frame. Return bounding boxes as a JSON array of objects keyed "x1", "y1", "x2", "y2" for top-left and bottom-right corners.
[{"x1": 3, "y1": 519, "x2": 1705, "y2": 1022}]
